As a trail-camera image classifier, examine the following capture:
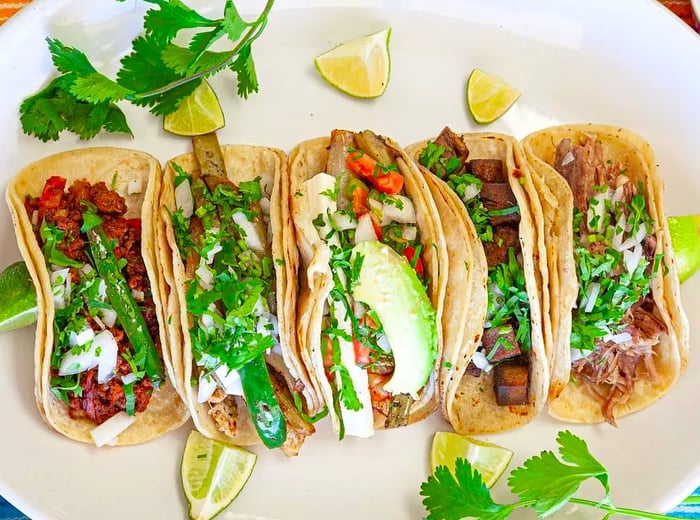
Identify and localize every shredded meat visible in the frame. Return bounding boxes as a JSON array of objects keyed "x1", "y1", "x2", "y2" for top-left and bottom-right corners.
[{"x1": 554, "y1": 136, "x2": 610, "y2": 213}]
